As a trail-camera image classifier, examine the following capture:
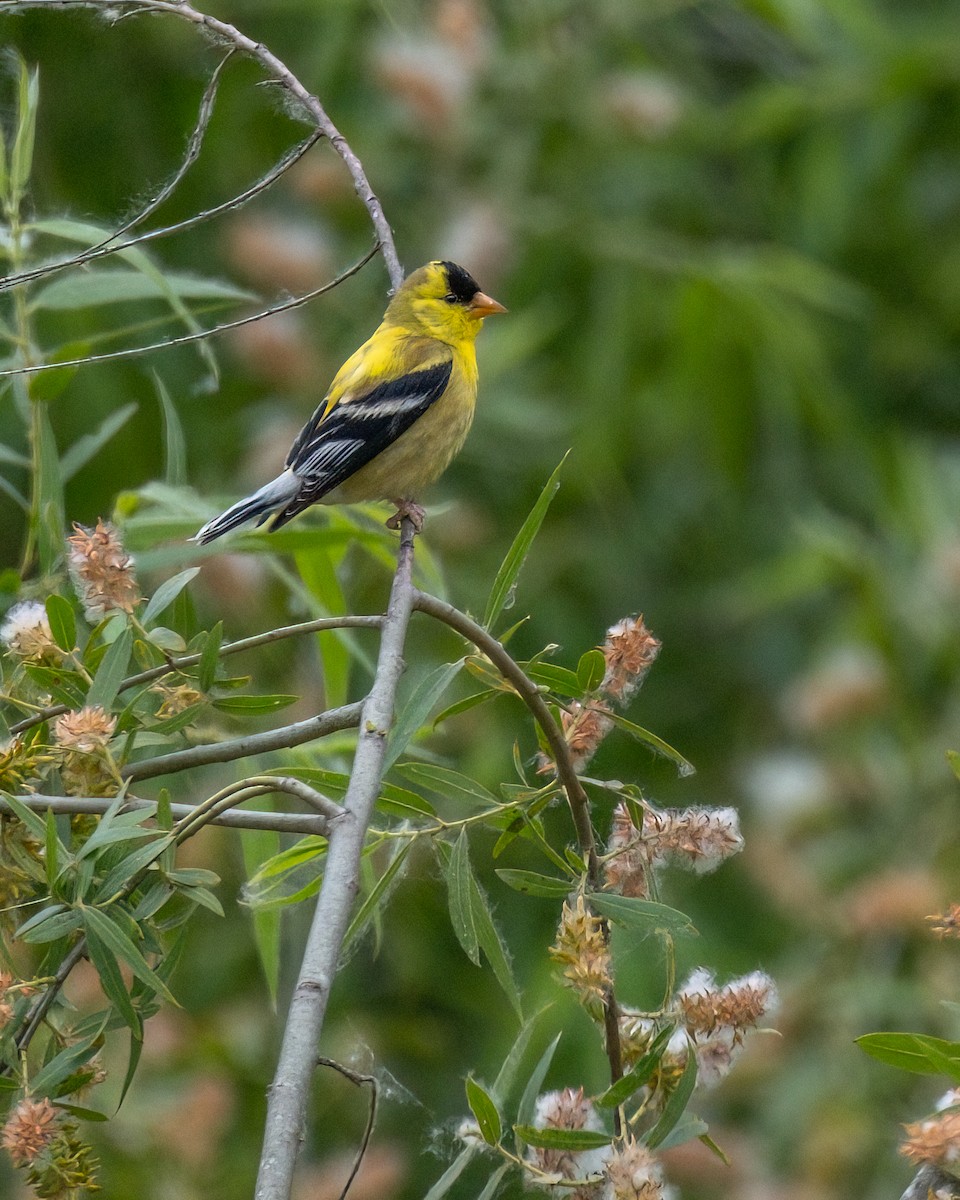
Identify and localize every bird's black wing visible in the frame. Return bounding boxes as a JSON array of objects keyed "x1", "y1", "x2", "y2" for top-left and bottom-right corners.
[{"x1": 268, "y1": 360, "x2": 453, "y2": 530}]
